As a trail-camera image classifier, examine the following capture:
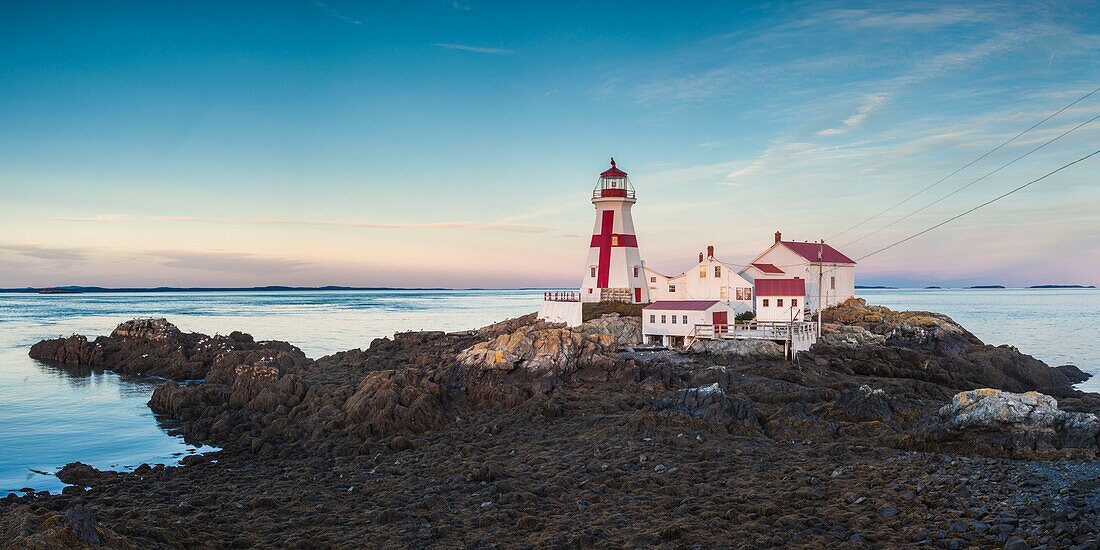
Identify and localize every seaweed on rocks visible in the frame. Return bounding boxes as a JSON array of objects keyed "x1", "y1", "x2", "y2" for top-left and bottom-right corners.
[{"x1": 6, "y1": 304, "x2": 1100, "y2": 548}]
